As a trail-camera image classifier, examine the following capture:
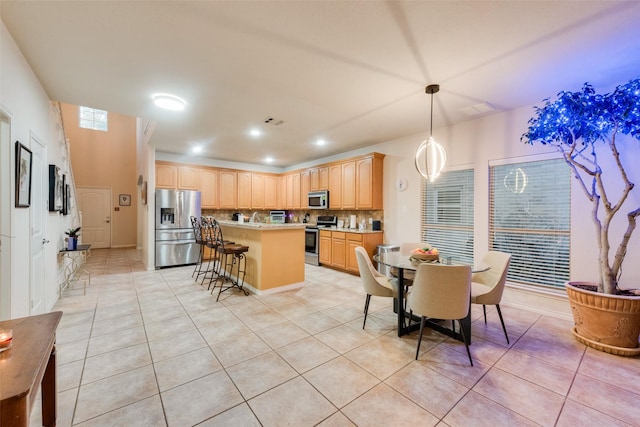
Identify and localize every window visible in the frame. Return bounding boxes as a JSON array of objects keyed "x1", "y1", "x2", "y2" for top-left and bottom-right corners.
[
  {"x1": 421, "y1": 168, "x2": 474, "y2": 264},
  {"x1": 489, "y1": 158, "x2": 570, "y2": 288},
  {"x1": 79, "y1": 106, "x2": 108, "y2": 131}
]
